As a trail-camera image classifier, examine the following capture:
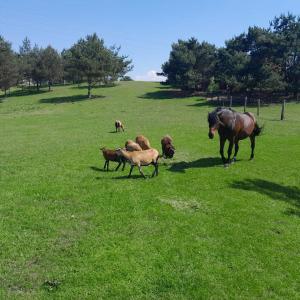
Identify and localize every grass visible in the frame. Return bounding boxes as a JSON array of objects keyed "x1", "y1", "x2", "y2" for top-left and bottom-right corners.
[{"x1": 0, "y1": 81, "x2": 300, "y2": 299}]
